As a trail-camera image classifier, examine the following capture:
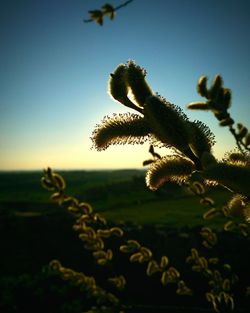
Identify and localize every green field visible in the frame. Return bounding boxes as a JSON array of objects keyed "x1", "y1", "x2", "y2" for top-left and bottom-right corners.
[
  {"x1": 0, "y1": 169, "x2": 231, "y2": 228},
  {"x1": 1, "y1": 170, "x2": 249, "y2": 313}
]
